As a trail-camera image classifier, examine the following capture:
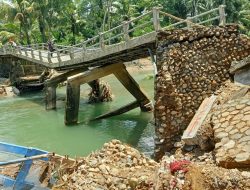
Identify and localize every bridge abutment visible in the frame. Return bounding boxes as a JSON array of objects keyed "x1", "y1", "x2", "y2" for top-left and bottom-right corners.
[{"x1": 154, "y1": 25, "x2": 250, "y2": 161}]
